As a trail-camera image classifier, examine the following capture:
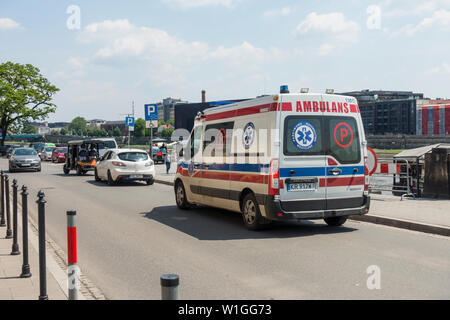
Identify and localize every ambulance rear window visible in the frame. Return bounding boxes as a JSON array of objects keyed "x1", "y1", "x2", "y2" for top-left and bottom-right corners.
[
  {"x1": 328, "y1": 117, "x2": 360, "y2": 164},
  {"x1": 283, "y1": 116, "x2": 324, "y2": 156}
]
